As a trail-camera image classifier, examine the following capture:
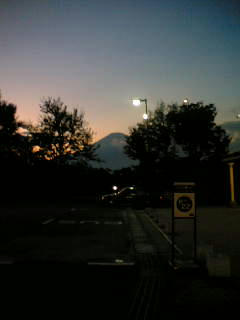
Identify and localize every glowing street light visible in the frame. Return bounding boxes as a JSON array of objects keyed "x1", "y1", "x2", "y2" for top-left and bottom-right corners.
[
  {"x1": 143, "y1": 113, "x2": 148, "y2": 120},
  {"x1": 183, "y1": 98, "x2": 189, "y2": 105},
  {"x1": 132, "y1": 98, "x2": 149, "y2": 154},
  {"x1": 132, "y1": 98, "x2": 148, "y2": 120},
  {"x1": 132, "y1": 99, "x2": 141, "y2": 107},
  {"x1": 112, "y1": 185, "x2": 118, "y2": 191}
]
